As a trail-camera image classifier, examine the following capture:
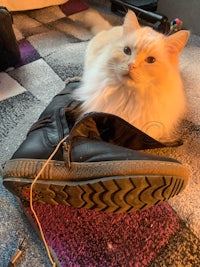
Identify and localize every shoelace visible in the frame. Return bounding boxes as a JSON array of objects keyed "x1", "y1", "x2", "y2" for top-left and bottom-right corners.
[{"x1": 30, "y1": 135, "x2": 68, "y2": 267}]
